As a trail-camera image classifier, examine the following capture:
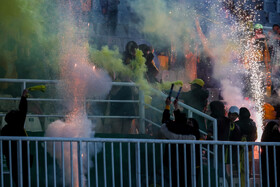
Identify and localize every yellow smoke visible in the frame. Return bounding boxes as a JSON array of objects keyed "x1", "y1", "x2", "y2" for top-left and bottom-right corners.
[{"x1": 90, "y1": 46, "x2": 185, "y2": 96}]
